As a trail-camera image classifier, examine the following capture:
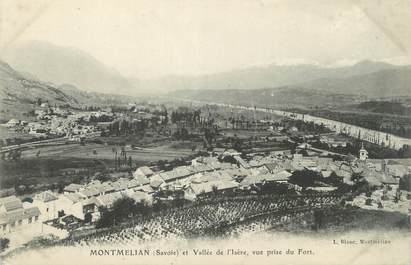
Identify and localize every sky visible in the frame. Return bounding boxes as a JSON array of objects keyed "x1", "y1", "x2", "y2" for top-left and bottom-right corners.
[{"x1": 0, "y1": 0, "x2": 410, "y2": 78}]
